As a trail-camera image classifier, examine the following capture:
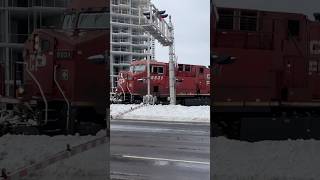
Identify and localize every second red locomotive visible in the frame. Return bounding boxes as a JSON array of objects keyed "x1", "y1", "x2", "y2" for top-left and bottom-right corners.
[{"x1": 115, "y1": 60, "x2": 210, "y2": 105}]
